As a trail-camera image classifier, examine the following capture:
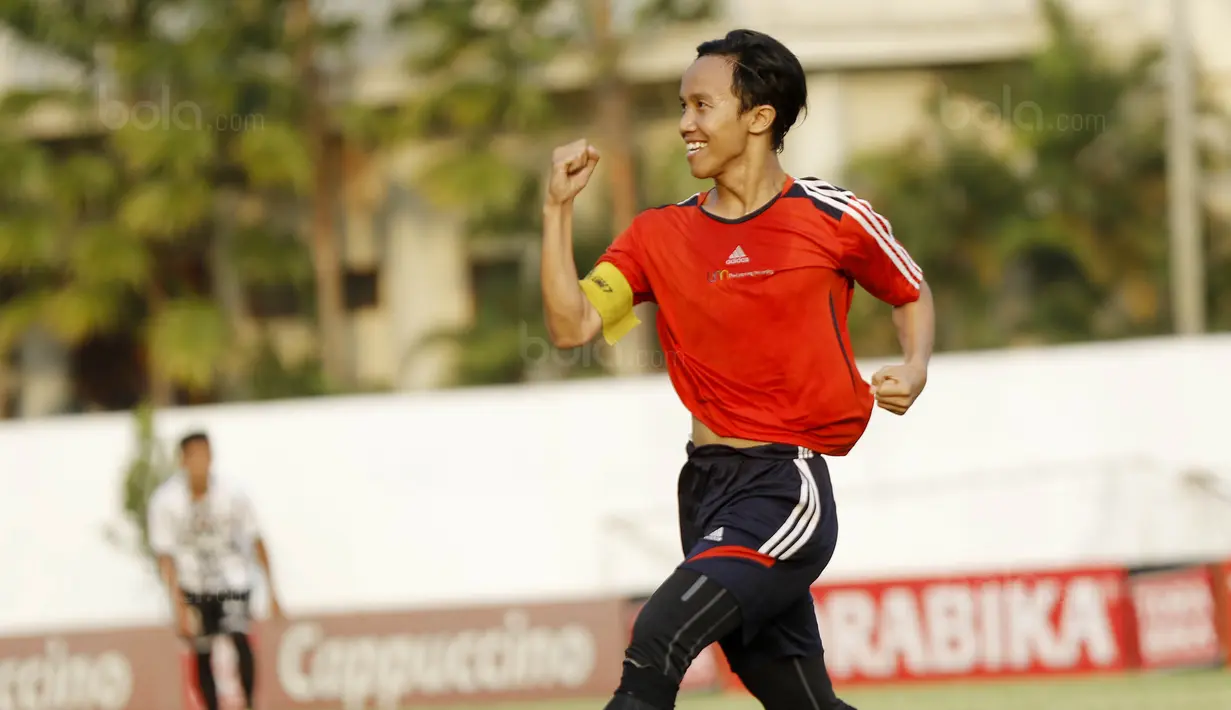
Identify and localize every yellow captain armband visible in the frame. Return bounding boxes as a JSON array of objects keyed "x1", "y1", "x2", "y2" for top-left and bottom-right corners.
[{"x1": 578, "y1": 261, "x2": 641, "y2": 345}]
